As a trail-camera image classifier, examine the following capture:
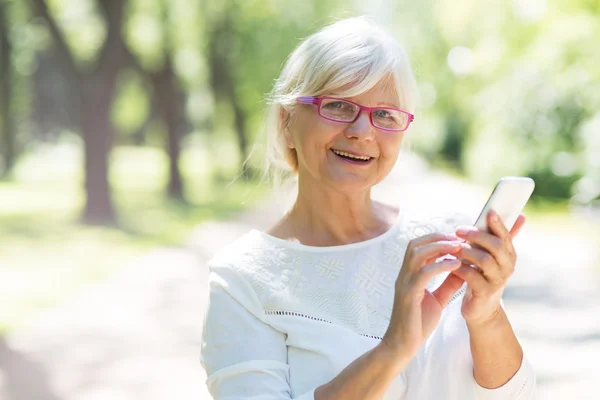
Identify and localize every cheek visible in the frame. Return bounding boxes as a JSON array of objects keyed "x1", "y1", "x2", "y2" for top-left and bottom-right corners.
[
  {"x1": 295, "y1": 120, "x2": 339, "y2": 155},
  {"x1": 379, "y1": 135, "x2": 403, "y2": 162}
]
